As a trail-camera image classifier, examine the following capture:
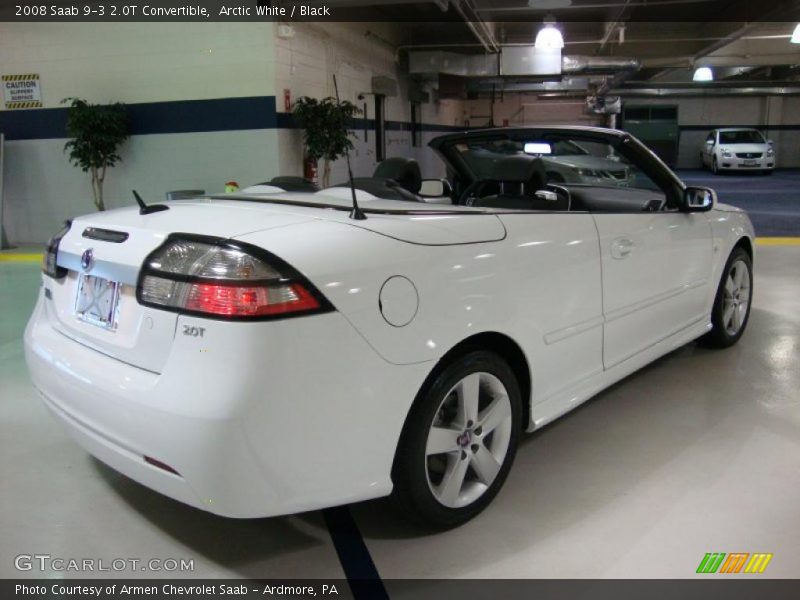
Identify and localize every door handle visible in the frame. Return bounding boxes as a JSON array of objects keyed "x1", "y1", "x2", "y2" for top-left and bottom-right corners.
[{"x1": 611, "y1": 237, "x2": 634, "y2": 259}]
